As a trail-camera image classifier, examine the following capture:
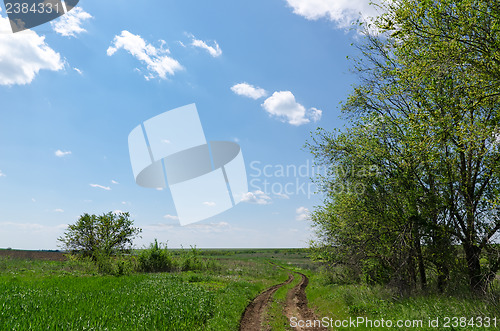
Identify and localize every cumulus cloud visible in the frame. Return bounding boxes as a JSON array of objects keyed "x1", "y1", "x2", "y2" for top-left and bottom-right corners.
[
  {"x1": 296, "y1": 206, "x2": 310, "y2": 221},
  {"x1": 0, "y1": 17, "x2": 64, "y2": 86},
  {"x1": 231, "y1": 83, "x2": 268, "y2": 100},
  {"x1": 107, "y1": 31, "x2": 183, "y2": 80},
  {"x1": 203, "y1": 201, "x2": 216, "y2": 207},
  {"x1": 54, "y1": 208, "x2": 64, "y2": 213},
  {"x1": 51, "y1": 7, "x2": 92, "y2": 37},
  {"x1": 242, "y1": 190, "x2": 272, "y2": 205},
  {"x1": 189, "y1": 34, "x2": 222, "y2": 57},
  {"x1": 89, "y1": 183, "x2": 111, "y2": 191},
  {"x1": 261, "y1": 91, "x2": 322, "y2": 126},
  {"x1": 111, "y1": 180, "x2": 119, "y2": 184},
  {"x1": 307, "y1": 107, "x2": 323, "y2": 122},
  {"x1": 285, "y1": 0, "x2": 380, "y2": 30},
  {"x1": 55, "y1": 149, "x2": 71, "y2": 157},
  {"x1": 0, "y1": 170, "x2": 5, "y2": 177},
  {"x1": 164, "y1": 214, "x2": 179, "y2": 221}
]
